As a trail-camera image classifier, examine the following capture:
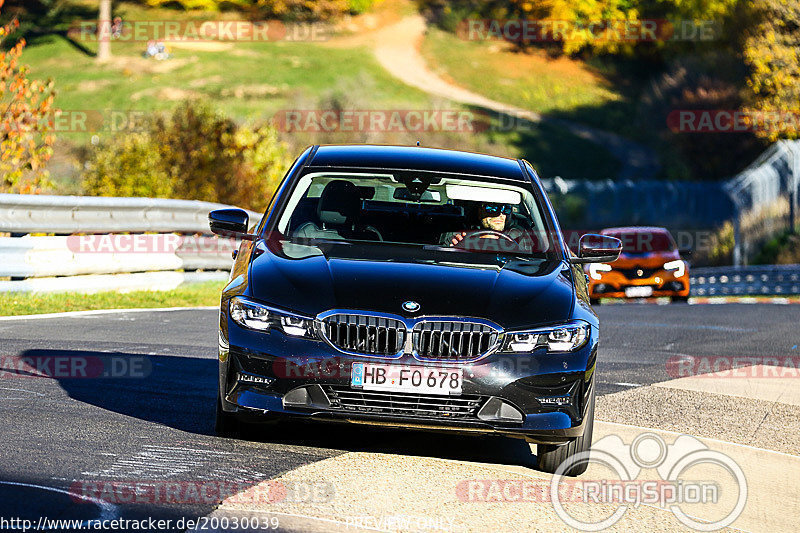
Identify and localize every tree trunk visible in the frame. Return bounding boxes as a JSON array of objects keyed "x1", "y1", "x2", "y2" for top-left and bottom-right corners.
[{"x1": 97, "y1": 0, "x2": 111, "y2": 62}]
